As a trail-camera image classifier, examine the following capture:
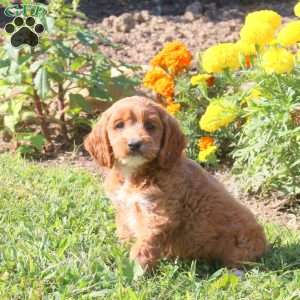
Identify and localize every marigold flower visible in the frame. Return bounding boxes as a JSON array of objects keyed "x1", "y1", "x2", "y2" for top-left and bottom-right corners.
[
  {"x1": 261, "y1": 47, "x2": 295, "y2": 74},
  {"x1": 190, "y1": 74, "x2": 215, "y2": 87},
  {"x1": 143, "y1": 67, "x2": 174, "y2": 98},
  {"x1": 294, "y1": 2, "x2": 300, "y2": 17},
  {"x1": 240, "y1": 21, "x2": 275, "y2": 46},
  {"x1": 198, "y1": 136, "x2": 214, "y2": 150},
  {"x1": 244, "y1": 55, "x2": 252, "y2": 69},
  {"x1": 245, "y1": 10, "x2": 282, "y2": 30},
  {"x1": 277, "y1": 21, "x2": 300, "y2": 47},
  {"x1": 199, "y1": 98, "x2": 239, "y2": 132},
  {"x1": 166, "y1": 102, "x2": 181, "y2": 115},
  {"x1": 150, "y1": 40, "x2": 192, "y2": 75},
  {"x1": 236, "y1": 40, "x2": 257, "y2": 56},
  {"x1": 202, "y1": 43, "x2": 240, "y2": 73},
  {"x1": 198, "y1": 145, "x2": 217, "y2": 162}
]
